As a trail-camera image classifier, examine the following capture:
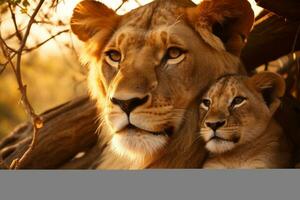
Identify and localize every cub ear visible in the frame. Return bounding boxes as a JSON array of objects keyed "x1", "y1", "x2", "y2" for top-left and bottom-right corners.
[
  {"x1": 70, "y1": 0, "x2": 120, "y2": 42},
  {"x1": 185, "y1": 0, "x2": 254, "y2": 56},
  {"x1": 249, "y1": 72, "x2": 286, "y2": 115}
]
